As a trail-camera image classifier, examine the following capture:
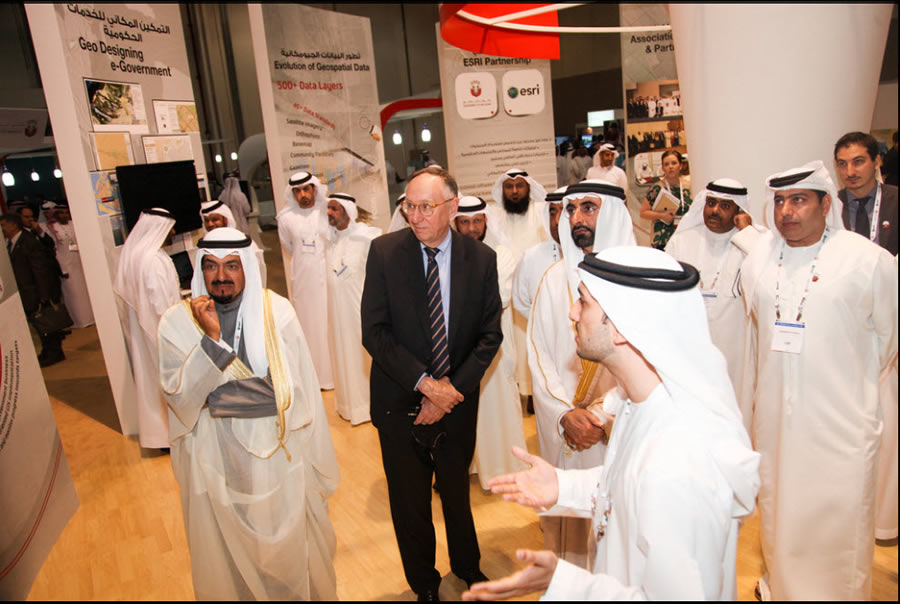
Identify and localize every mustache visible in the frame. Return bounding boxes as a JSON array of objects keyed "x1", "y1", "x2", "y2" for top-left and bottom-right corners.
[{"x1": 211, "y1": 280, "x2": 234, "y2": 287}]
